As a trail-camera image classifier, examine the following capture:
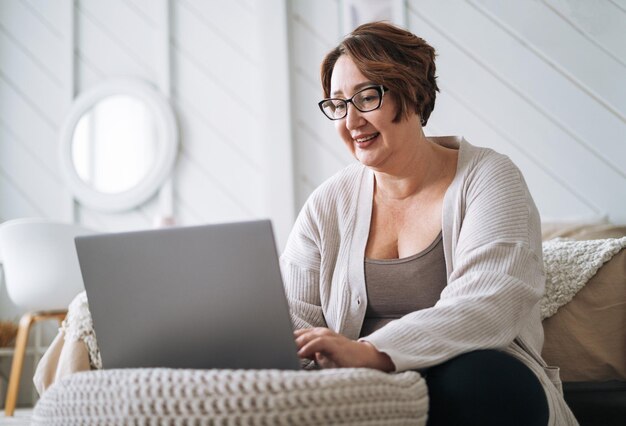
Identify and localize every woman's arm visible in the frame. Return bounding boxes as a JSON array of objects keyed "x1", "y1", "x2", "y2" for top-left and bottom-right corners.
[{"x1": 280, "y1": 203, "x2": 327, "y2": 331}]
